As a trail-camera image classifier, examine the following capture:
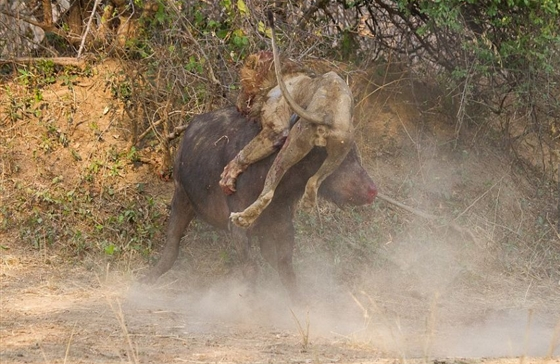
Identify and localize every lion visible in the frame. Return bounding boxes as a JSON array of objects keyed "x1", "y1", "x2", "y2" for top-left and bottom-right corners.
[{"x1": 221, "y1": 12, "x2": 356, "y2": 228}]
